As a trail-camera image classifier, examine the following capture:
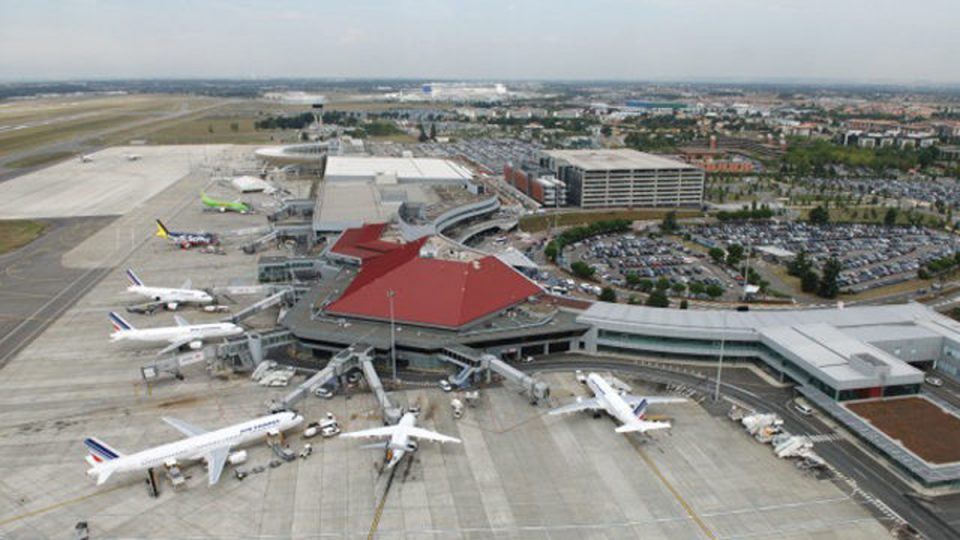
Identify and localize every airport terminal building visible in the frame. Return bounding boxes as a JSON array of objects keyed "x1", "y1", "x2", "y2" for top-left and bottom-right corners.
[{"x1": 576, "y1": 302, "x2": 960, "y2": 401}]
